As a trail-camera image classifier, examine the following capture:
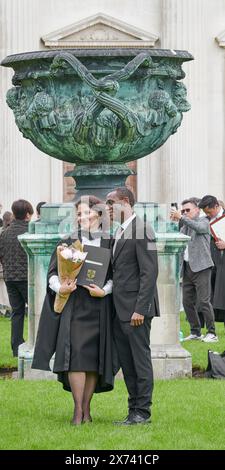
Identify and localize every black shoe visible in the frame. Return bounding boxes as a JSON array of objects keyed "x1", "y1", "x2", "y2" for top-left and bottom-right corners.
[
  {"x1": 113, "y1": 414, "x2": 134, "y2": 426},
  {"x1": 131, "y1": 413, "x2": 151, "y2": 425},
  {"x1": 83, "y1": 416, "x2": 92, "y2": 424}
]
